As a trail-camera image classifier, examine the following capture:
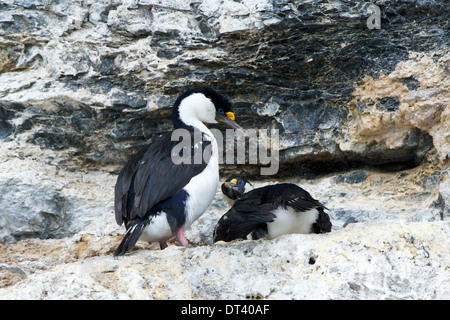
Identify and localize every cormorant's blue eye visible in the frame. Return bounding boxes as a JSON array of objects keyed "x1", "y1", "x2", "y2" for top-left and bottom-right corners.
[
  {"x1": 238, "y1": 180, "x2": 244, "y2": 187},
  {"x1": 218, "y1": 108, "x2": 224, "y2": 114}
]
